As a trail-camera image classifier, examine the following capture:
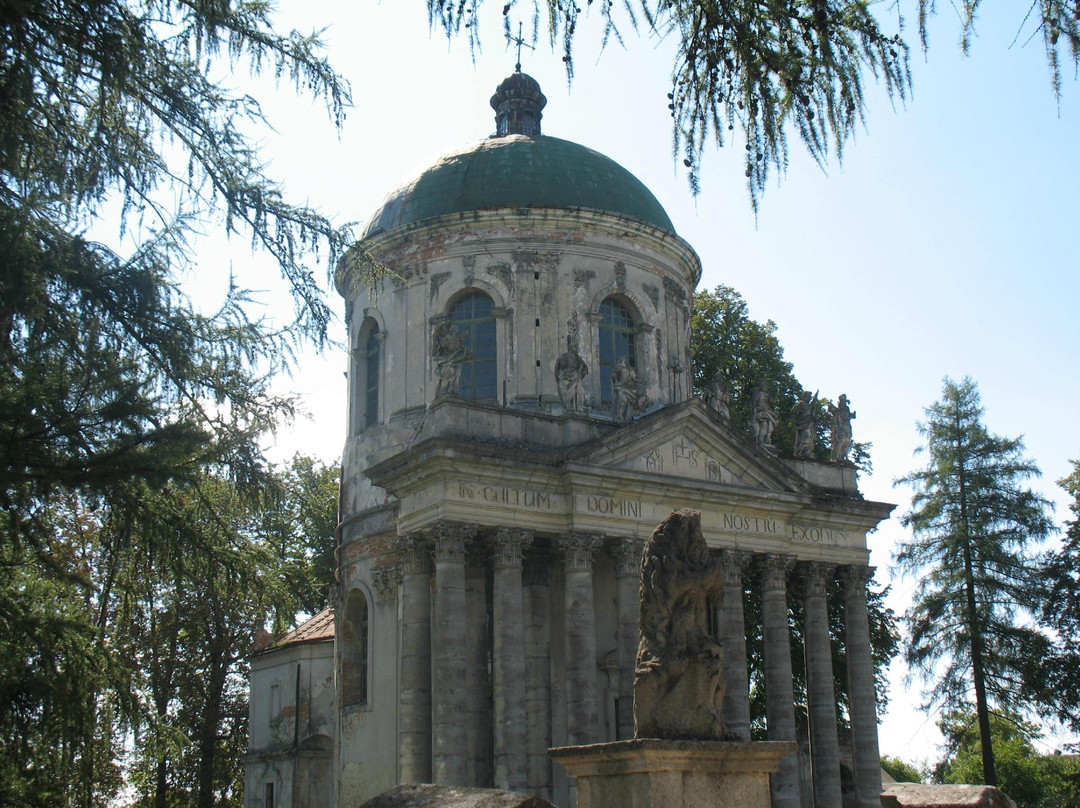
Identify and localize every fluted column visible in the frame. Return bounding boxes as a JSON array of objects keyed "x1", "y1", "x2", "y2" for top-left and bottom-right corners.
[
  {"x1": 465, "y1": 548, "x2": 492, "y2": 787},
  {"x1": 842, "y1": 564, "x2": 883, "y2": 808},
  {"x1": 398, "y1": 534, "x2": 433, "y2": 783},
  {"x1": 492, "y1": 529, "x2": 533, "y2": 790},
  {"x1": 611, "y1": 537, "x2": 643, "y2": 740},
  {"x1": 431, "y1": 523, "x2": 474, "y2": 785},
  {"x1": 558, "y1": 532, "x2": 602, "y2": 745},
  {"x1": 718, "y1": 549, "x2": 752, "y2": 742},
  {"x1": 795, "y1": 561, "x2": 842, "y2": 808},
  {"x1": 755, "y1": 553, "x2": 801, "y2": 808},
  {"x1": 523, "y1": 551, "x2": 553, "y2": 800}
]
